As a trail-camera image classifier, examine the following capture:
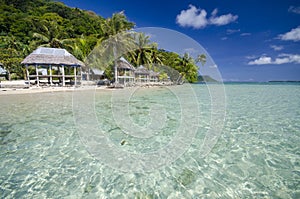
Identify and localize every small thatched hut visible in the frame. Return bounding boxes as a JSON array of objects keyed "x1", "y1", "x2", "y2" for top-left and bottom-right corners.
[
  {"x1": 116, "y1": 57, "x2": 135, "y2": 86},
  {"x1": 135, "y1": 65, "x2": 150, "y2": 83},
  {"x1": 21, "y1": 47, "x2": 84, "y2": 86},
  {"x1": 149, "y1": 70, "x2": 160, "y2": 82}
]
